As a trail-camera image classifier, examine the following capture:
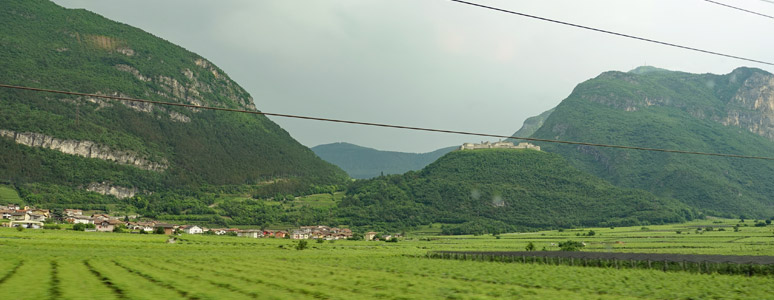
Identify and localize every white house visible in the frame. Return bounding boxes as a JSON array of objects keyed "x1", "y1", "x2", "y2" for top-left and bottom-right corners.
[
  {"x1": 183, "y1": 225, "x2": 203, "y2": 234},
  {"x1": 292, "y1": 230, "x2": 310, "y2": 240}
]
